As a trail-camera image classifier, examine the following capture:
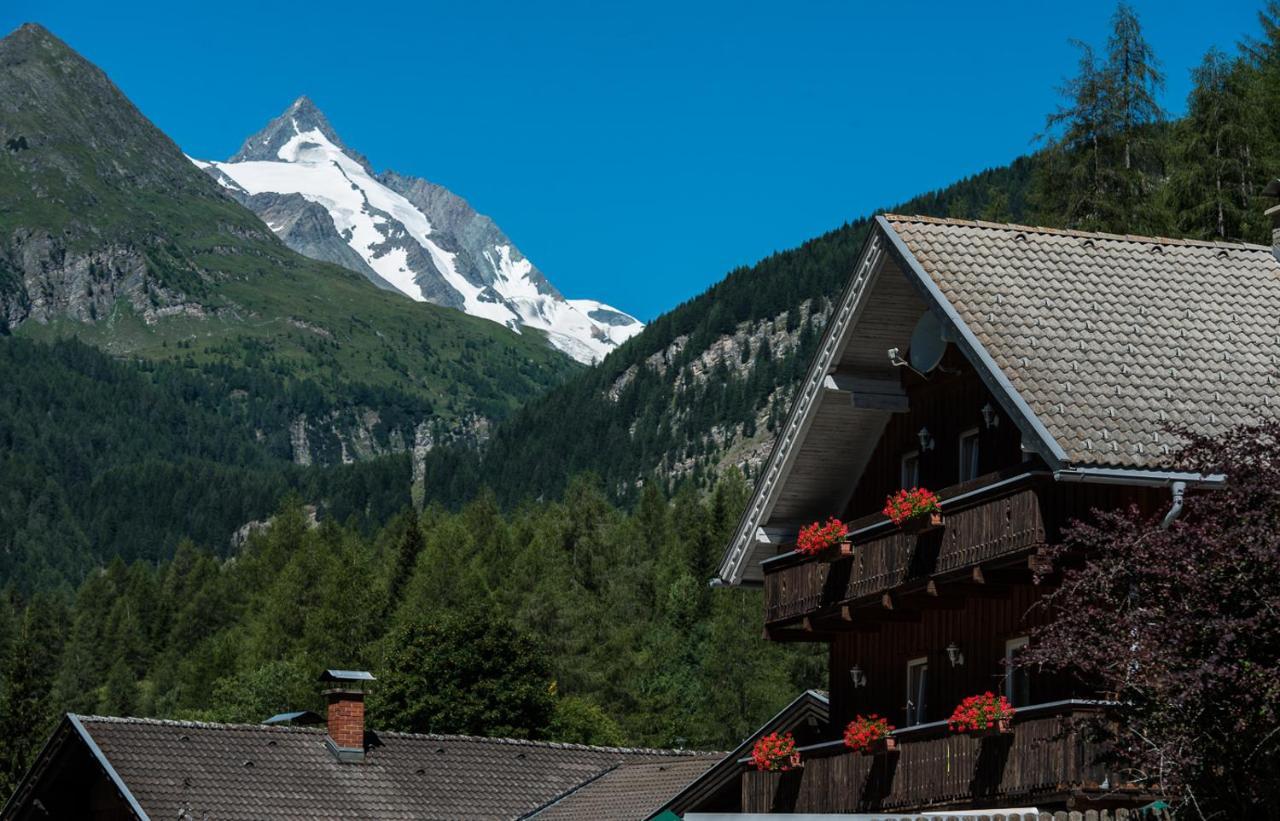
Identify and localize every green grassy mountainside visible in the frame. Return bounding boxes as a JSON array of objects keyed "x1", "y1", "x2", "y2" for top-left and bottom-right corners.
[{"x1": 0, "y1": 23, "x2": 575, "y2": 423}]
